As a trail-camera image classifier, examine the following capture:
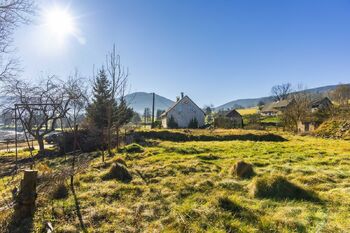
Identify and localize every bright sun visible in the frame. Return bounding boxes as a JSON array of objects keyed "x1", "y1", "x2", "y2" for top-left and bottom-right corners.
[{"x1": 44, "y1": 7, "x2": 75, "y2": 40}]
